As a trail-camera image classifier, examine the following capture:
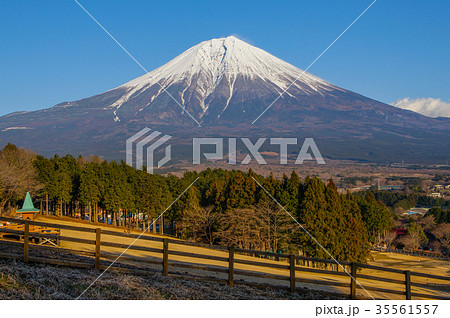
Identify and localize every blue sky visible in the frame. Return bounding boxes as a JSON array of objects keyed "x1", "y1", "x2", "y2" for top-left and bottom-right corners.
[{"x1": 0, "y1": 0, "x2": 449, "y2": 116}]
